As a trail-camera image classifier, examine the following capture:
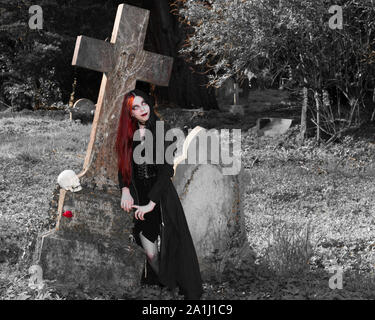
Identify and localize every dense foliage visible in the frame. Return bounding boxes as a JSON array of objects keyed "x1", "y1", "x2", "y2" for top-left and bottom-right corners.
[
  {"x1": 0, "y1": 0, "x2": 127, "y2": 110},
  {"x1": 175, "y1": 0, "x2": 375, "y2": 137},
  {"x1": 1, "y1": 0, "x2": 219, "y2": 111}
]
